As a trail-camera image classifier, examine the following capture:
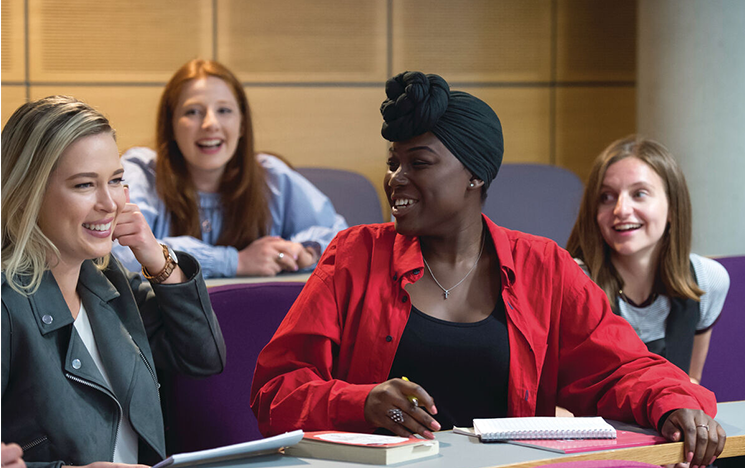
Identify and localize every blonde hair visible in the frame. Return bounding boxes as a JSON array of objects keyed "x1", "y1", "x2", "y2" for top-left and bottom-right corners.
[
  {"x1": 567, "y1": 135, "x2": 703, "y2": 307},
  {"x1": 2, "y1": 96, "x2": 115, "y2": 295}
]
